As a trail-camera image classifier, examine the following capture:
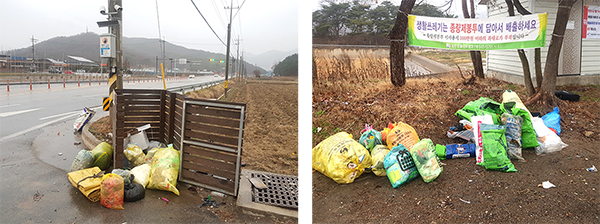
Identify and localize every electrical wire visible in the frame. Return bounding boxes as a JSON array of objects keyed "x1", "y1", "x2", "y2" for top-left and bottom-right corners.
[
  {"x1": 211, "y1": 0, "x2": 227, "y2": 30},
  {"x1": 232, "y1": 0, "x2": 246, "y2": 19},
  {"x1": 191, "y1": 0, "x2": 227, "y2": 46}
]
